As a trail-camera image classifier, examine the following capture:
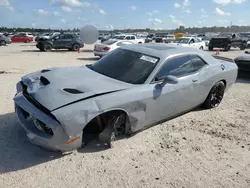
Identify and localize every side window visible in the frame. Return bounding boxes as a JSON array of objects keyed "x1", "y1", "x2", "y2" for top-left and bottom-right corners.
[
  {"x1": 63, "y1": 34, "x2": 73, "y2": 39},
  {"x1": 190, "y1": 55, "x2": 207, "y2": 71},
  {"x1": 125, "y1": 36, "x2": 130, "y2": 40},
  {"x1": 131, "y1": 36, "x2": 135, "y2": 40},
  {"x1": 194, "y1": 38, "x2": 200, "y2": 43},
  {"x1": 155, "y1": 55, "x2": 194, "y2": 79}
]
